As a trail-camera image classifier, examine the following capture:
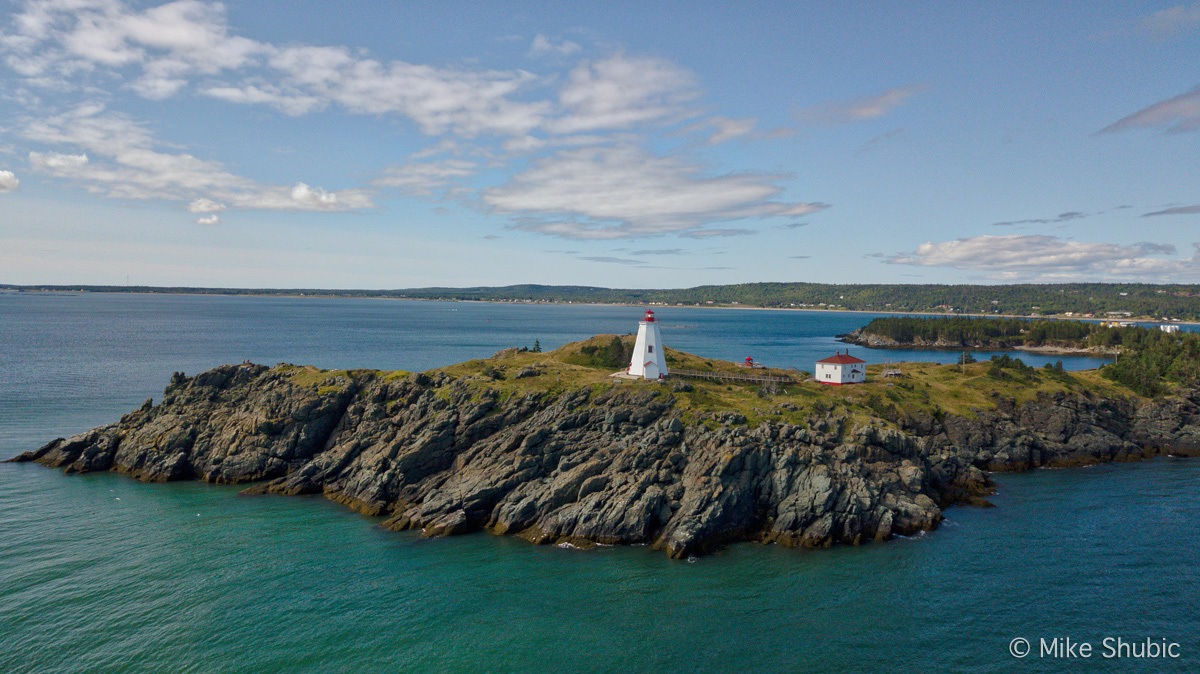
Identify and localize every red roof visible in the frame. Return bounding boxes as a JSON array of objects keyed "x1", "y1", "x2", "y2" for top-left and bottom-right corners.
[{"x1": 818, "y1": 353, "x2": 865, "y2": 364}]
